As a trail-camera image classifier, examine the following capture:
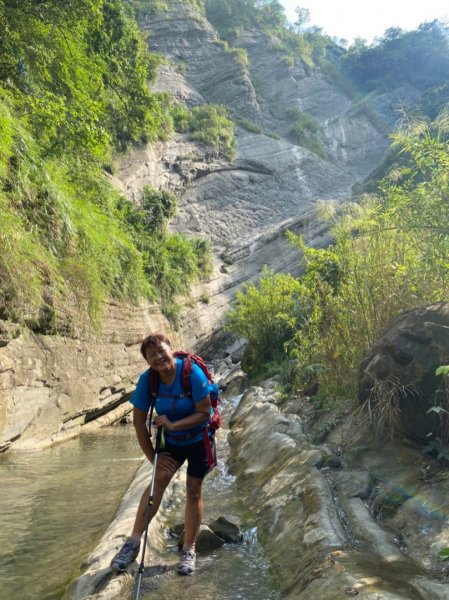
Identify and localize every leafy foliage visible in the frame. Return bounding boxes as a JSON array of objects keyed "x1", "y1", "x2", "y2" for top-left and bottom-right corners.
[
  {"x1": 141, "y1": 186, "x2": 178, "y2": 233},
  {"x1": 0, "y1": 0, "x2": 173, "y2": 157},
  {"x1": 0, "y1": 1, "x2": 213, "y2": 332},
  {"x1": 342, "y1": 21, "x2": 449, "y2": 93},
  {"x1": 226, "y1": 267, "x2": 309, "y2": 375},
  {"x1": 170, "y1": 101, "x2": 236, "y2": 158},
  {"x1": 145, "y1": 234, "x2": 212, "y2": 306},
  {"x1": 205, "y1": 0, "x2": 330, "y2": 67},
  {"x1": 189, "y1": 104, "x2": 236, "y2": 159}
]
